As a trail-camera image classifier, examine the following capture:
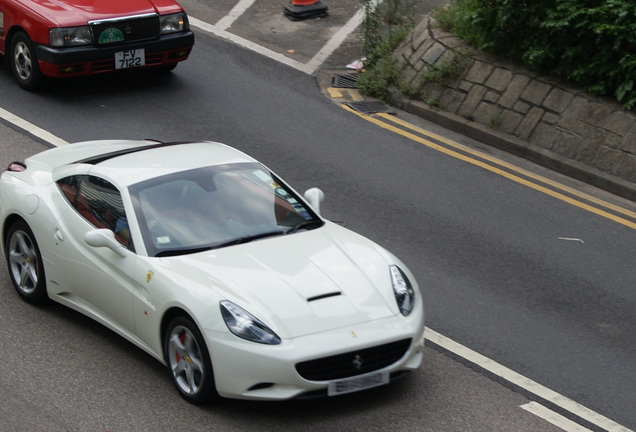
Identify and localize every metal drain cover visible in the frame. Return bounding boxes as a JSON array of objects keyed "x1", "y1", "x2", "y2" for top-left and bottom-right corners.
[
  {"x1": 331, "y1": 74, "x2": 358, "y2": 88},
  {"x1": 345, "y1": 101, "x2": 395, "y2": 114}
]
